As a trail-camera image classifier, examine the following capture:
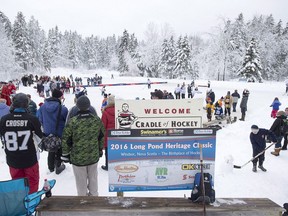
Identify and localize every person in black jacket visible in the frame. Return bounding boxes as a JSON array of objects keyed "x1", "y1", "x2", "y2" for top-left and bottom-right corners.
[
  {"x1": 0, "y1": 93, "x2": 43, "y2": 194},
  {"x1": 250, "y1": 125, "x2": 276, "y2": 172},
  {"x1": 270, "y1": 110, "x2": 286, "y2": 156}
]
